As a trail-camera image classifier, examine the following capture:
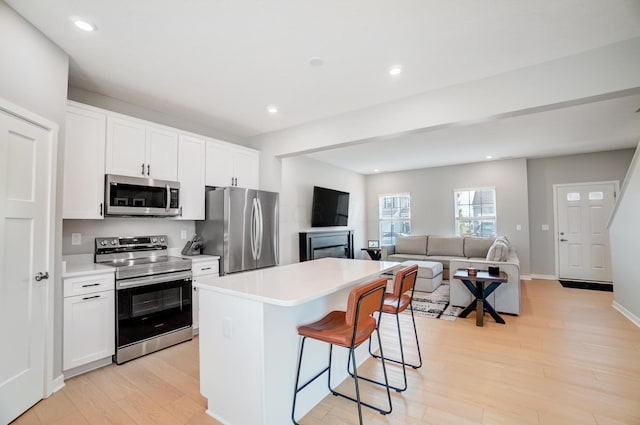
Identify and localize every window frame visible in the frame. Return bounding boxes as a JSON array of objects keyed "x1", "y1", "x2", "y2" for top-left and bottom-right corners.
[
  {"x1": 378, "y1": 192, "x2": 411, "y2": 246},
  {"x1": 453, "y1": 187, "x2": 497, "y2": 238}
]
